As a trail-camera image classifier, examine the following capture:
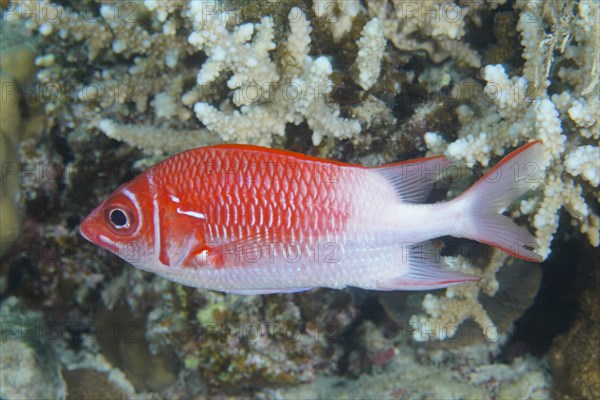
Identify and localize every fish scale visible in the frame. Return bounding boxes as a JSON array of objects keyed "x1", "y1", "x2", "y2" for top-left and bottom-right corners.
[{"x1": 160, "y1": 146, "x2": 354, "y2": 240}]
